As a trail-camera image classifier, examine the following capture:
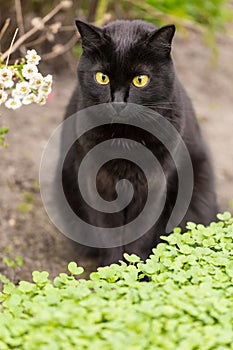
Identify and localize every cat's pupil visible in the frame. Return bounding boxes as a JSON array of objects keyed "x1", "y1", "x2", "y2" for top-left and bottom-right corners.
[
  {"x1": 102, "y1": 74, "x2": 106, "y2": 82},
  {"x1": 138, "y1": 76, "x2": 142, "y2": 84}
]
